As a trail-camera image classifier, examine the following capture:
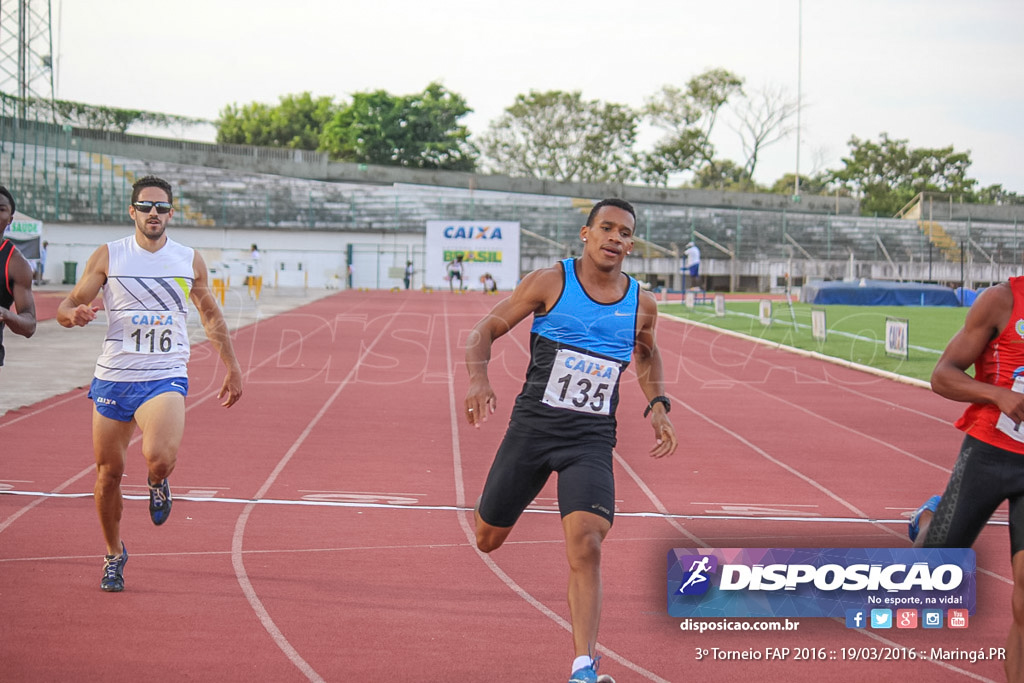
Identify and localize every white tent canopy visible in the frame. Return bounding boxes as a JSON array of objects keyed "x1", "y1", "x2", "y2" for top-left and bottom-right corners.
[{"x1": 3, "y1": 212, "x2": 43, "y2": 259}]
